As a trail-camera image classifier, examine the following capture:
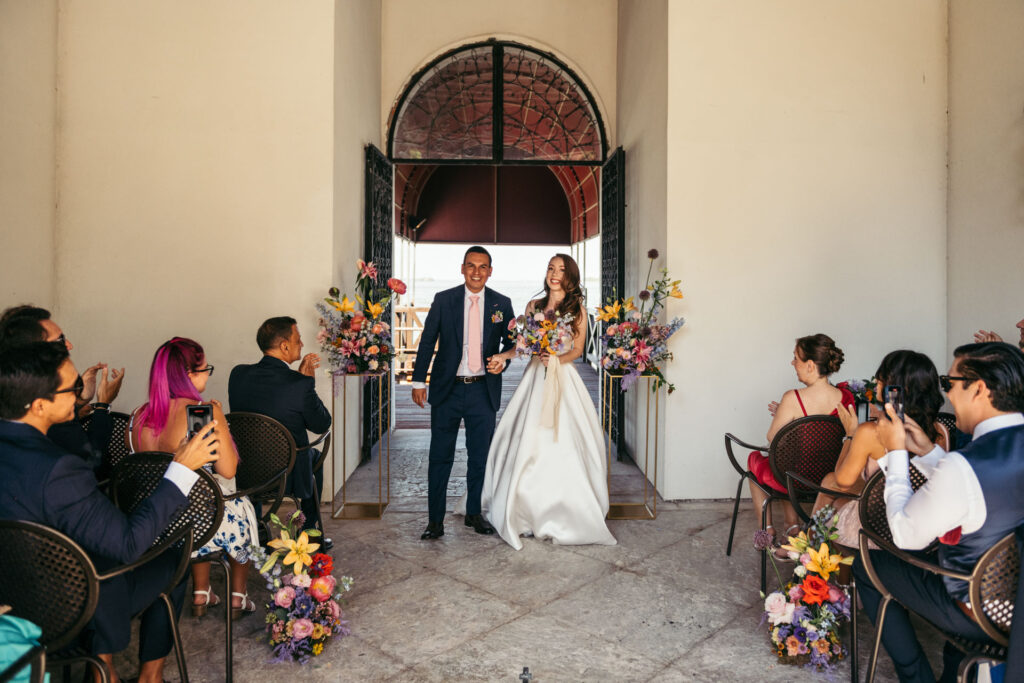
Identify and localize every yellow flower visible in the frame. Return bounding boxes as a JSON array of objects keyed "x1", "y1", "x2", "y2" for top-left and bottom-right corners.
[
  {"x1": 595, "y1": 300, "x2": 622, "y2": 323},
  {"x1": 623, "y1": 297, "x2": 635, "y2": 312},
  {"x1": 332, "y1": 296, "x2": 355, "y2": 314},
  {"x1": 312, "y1": 642, "x2": 323, "y2": 656},
  {"x1": 669, "y1": 284, "x2": 683, "y2": 299},
  {"x1": 266, "y1": 530, "x2": 320, "y2": 575},
  {"x1": 779, "y1": 530, "x2": 810, "y2": 558},
  {"x1": 805, "y1": 542, "x2": 853, "y2": 581},
  {"x1": 365, "y1": 301, "x2": 384, "y2": 319}
]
